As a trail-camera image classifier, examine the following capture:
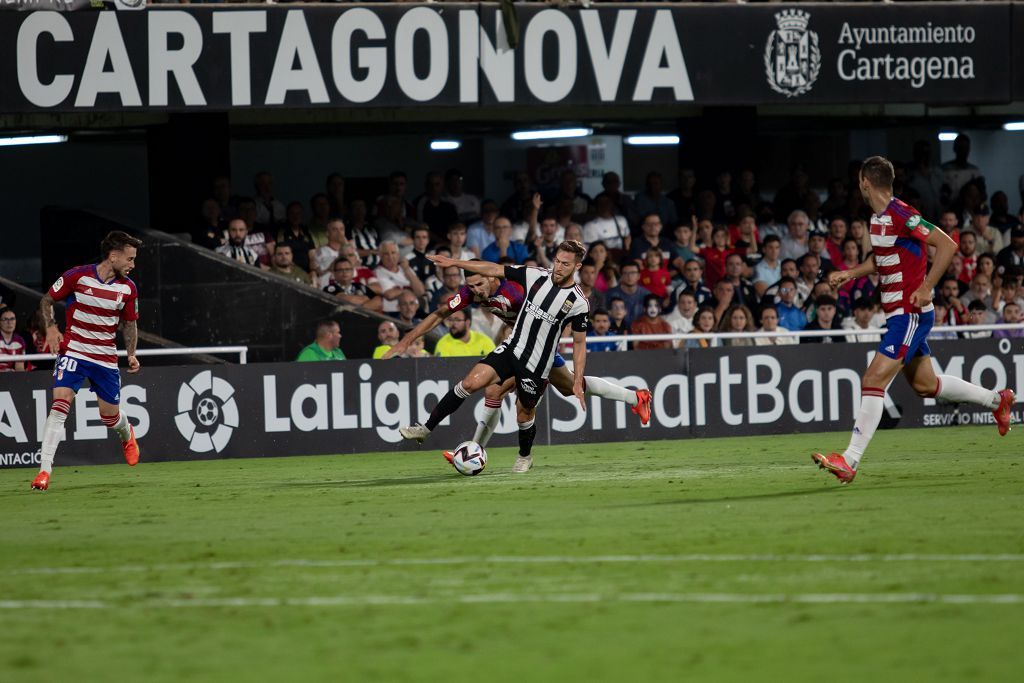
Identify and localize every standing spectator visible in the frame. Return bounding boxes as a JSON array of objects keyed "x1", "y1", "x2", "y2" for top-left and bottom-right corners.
[
  {"x1": 430, "y1": 266, "x2": 465, "y2": 311},
  {"x1": 594, "y1": 171, "x2": 639, "y2": 227},
  {"x1": 773, "y1": 165, "x2": 812, "y2": 221},
  {"x1": 0, "y1": 308, "x2": 26, "y2": 372},
  {"x1": 500, "y1": 170, "x2": 534, "y2": 224},
  {"x1": 639, "y1": 248, "x2": 672, "y2": 302},
  {"x1": 700, "y1": 226, "x2": 732, "y2": 288},
  {"x1": 774, "y1": 276, "x2": 806, "y2": 331},
  {"x1": 530, "y1": 213, "x2": 564, "y2": 268},
  {"x1": 276, "y1": 201, "x2": 316, "y2": 272},
  {"x1": 194, "y1": 198, "x2": 225, "y2": 249},
  {"x1": 467, "y1": 199, "x2": 499, "y2": 256},
  {"x1": 721, "y1": 253, "x2": 759, "y2": 311},
  {"x1": 447, "y1": 223, "x2": 475, "y2": 262},
  {"x1": 754, "y1": 235, "x2": 782, "y2": 298},
  {"x1": 311, "y1": 219, "x2": 348, "y2": 287},
  {"x1": 216, "y1": 219, "x2": 261, "y2": 267},
  {"x1": 754, "y1": 305, "x2": 797, "y2": 346},
  {"x1": 325, "y1": 173, "x2": 346, "y2": 219},
  {"x1": 375, "y1": 171, "x2": 415, "y2": 221},
  {"x1": 583, "y1": 195, "x2": 631, "y2": 250},
  {"x1": 606, "y1": 263, "x2": 651, "y2": 324},
  {"x1": 668, "y1": 167, "x2": 697, "y2": 224},
  {"x1": 548, "y1": 169, "x2": 593, "y2": 223},
  {"x1": 780, "y1": 210, "x2": 811, "y2": 261},
  {"x1": 295, "y1": 319, "x2": 346, "y2": 362},
  {"x1": 718, "y1": 304, "x2": 756, "y2": 346},
  {"x1": 211, "y1": 175, "x2": 239, "y2": 222},
  {"x1": 907, "y1": 140, "x2": 944, "y2": 219},
  {"x1": 407, "y1": 226, "x2": 435, "y2": 284},
  {"x1": 730, "y1": 210, "x2": 761, "y2": 261},
  {"x1": 374, "y1": 241, "x2": 426, "y2": 314},
  {"x1": 269, "y1": 245, "x2": 312, "y2": 285},
  {"x1": 842, "y1": 298, "x2": 882, "y2": 343},
  {"x1": 433, "y1": 311, "x2": 495, "y2": 357},
  {"x1": 800, "y1": 295, "x2": 845, "y2": 343},
  {"x1": 578, "y1": 258, "x2": 606, "y2": 311},
  {"x1": 989, "y1": 191, "x2": 1021, "y2": 234},
  {"x1": 997, "y1": 227, "x2": 1024, "y2": 274},
  {"x1": 994, "y1": 301, "x2": 1024, "y2": 338},
  {"x1": 941, "y1": 134, "x2": 983, "y2": 207},
  {"x1": 349, "y1": 199, "x2": 379, "y2": 268},
  {"x1": 634, "y1": 172, "x2": 678, "y2": 230},
  {"x1": 630, "y1": 213, "x2": 676, "y2": 264},
  {"x1": 482, "y1": 216, "x2": 529, "y2": 264},
  {"x1": 685, "y1": 307, "x2": 720, "y2": 349},
  {"x1": 711, "y1": 170, "x2": 735, "y2": 222},
  {"x1": 630, "y1": 294, "x2": 673, "y2": 350},
  {"x1": 970, "y1": 208, "x2": 1004, "y2": 256},
  {"x1": 586, "y1": 309, "x2": 622, "y2": 352},
  {"x1": 393, "y1": 290, "x2": 423, "y2": 327},
  {"x1": 308, "y1": 193, "x2": 332, "y2": 246},
  {"x1": 374, "y1": 195, "x2": 416, "y2": 250},
  {"x1": 323, "y1": 259, "x2": 379, "y2": 310},
  {"x1": 938, "y1": 208, "x2": 962, "y2": 246},
  {"x1": 444, "y1": 169, "x2": 481, "y2": 224},
  {"x1": 820, "y1": 177, "x2": 849, "y2": 221},
  {"x1": 253, "y1": 171, "x2": 285, "y2": 227},
  {"x1": 372, "y1": 320, "x2": 401, "y2": 359},
  {"x1": 416, "y1": 172, "x2": 459, "y2": 240},
  {"x1": 670, "y1": 223, "x2": 698, "y2": 275}
]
